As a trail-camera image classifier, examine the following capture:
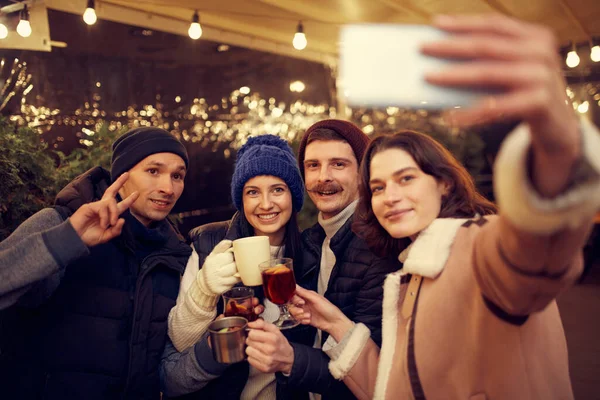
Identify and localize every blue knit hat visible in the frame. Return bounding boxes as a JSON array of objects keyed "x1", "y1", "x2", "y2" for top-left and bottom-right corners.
[{"x1": 231, "y1": 135, "x2": 304, "y2": 211}]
